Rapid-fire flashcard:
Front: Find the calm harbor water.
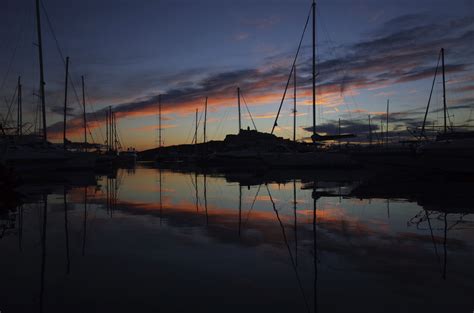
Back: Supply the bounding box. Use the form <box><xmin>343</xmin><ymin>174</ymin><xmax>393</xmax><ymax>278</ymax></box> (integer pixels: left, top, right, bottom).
<box><xmin>1</xmin><ymin>165</ymin><xmax>473</xmax><ymax>313</ymax></box>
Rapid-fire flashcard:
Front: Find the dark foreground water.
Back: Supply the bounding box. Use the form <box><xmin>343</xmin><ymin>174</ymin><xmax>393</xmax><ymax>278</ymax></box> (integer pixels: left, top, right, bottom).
<box><xmin>1</xmin><ymin>165</ymin><xmax>473</xmax><ymax>313</ymax></box>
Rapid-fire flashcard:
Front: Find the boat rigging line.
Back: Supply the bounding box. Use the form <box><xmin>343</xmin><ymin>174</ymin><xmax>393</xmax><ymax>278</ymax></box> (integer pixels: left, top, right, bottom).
<box><xmin>271</xmin><ymin>3</ymin><xmax>313</xmax><ymax>135</ymax></box>
<box><xmin>0</xmin><ymin>4</ymin><xmax>29</xmax><ymax>97</ymax></box>
<box><xmin>420</xmin><ymin>49</ymin><xmax>442</xmax><ymax>139</ymax></box>
<box><xmin>40</xmin><ymin>1</ymin><xmax>102</xmax><ymax>145</ymax></box>
<box><xmin>316</xmin><ymin>7</ymin><xmax>363</xmax><ymax>122</ymax></box>
<box><xmin>1</xmin><ymin>84</ymin><xmax>19</xmax><ymax>128</ymax></box>
<box><xmin>265</xmin><ymin>184</ymin><xmax>311</xmax><ymax>313</ymax></box>
<box><xmin>243</xmin><ymin>184</ymin><xmax>262</xmax><ymax>226</ymax></box>
<box><xmin>240</xmin><ymin>91</ymin><xmax>258</xmax><ymax>131</ymax></box>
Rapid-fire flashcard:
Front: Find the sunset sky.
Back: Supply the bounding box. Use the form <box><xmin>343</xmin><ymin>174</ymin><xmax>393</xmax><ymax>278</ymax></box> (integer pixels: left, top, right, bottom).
<box><xmin>1</xmin><ymin>0</ymin><xmax>473</xmax><ymax>150</ymax></box>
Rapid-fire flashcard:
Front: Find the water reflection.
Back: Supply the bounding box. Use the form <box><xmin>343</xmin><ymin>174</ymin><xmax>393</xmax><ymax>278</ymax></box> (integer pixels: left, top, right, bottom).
<box><xmin>1</xmin><ymin>165</ymin><xmax>473</xmax><ymax>313</ymax></box>
<box><xmin>82</xmin><ymin>187</ymin><xmax>87</xmax><ymax>256</ymax></box>
<box><xmin>64</xmin><ymin>188</ymin><xmax>70</xmax><ymax>274</ymax></box>
<box><xmin>39</xmin><ymin>195</ymin><xmax>47</xmax><ymax>313</ymax></box>
<box><xmin>408</xmin><ymin>209</ymin><xmax>470</xmax><ymax>281</ymax></box>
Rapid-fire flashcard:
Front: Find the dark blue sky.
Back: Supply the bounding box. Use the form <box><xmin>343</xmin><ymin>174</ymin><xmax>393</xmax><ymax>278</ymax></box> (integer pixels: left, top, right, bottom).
<box><xmin>1</xmin><ymin>0</ymin><xmax>473</xmax><ymax>148</ymax></box>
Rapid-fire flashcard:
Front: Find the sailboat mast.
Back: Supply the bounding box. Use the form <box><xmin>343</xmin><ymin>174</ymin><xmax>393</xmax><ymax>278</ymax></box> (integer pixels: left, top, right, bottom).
<box><xmin>63</xmin><ymin>57</ymin><xmax>69</xmax><ymax>149</ymax></box>
<box><xmin>237</xmin><ymin>87</ymin><xmax>241</xmax><ymax>133</ymax></box>
<box><xmin>35</xmin><ymin>0</ymin><xmax>47</xmax><ymax>142</ymax></box>
<box><xmin>112</xmin><ymin>111</ymin><xmax>115</xmax><ymax>151</ymax></box>
<box><xmin>158</xmin><ymin>94</ymin><xmax>162</xmax><ymax>148</ymax></box>
<box><xmin>111</xmin><ymin>110</ymin><xmax>113</xmax><ymax>151</ymax></box>
<box><xmin>204</xmin><ymin>97</ymin><xmax>208</xmax><ymax>144</ymax></box>
<box><xmin>109</xmin><ymin>106</ymin><xmax>112</xmax><ymax>151</ymax></box>
<box><xmin>17</xmin><ymin>76</ymin><xmax>22</xmax><ymax>136</ymax></box>
<box><xmin>113</xmin><ymin>112</ymin><xmax>117</xmax><ymax>151</ymax></box>
<box><xmin>312</xmin><ymin>0</ymin><xmax>316</xmax><ymax>138</ymax></box>
<box><xmin>105</xmin><ymin>110</ymin><xmax>109</xmax><ymax>151</ymax></box>
<box><xmin>111</xmin><ymin>112</ymin><xmax>114</xmax><ymax>151</ymax></box>
<box><xmin>293</xmin><ymin>65</ymin><xmax>297</xmax><ymax>142</ymax></box>
<box><xmin>441</xmin><ymin>48</ymin><xmax>447</xmax><ymax>134</ymax></box>
<box><xmin>81</xmin><ymin>76</ymin><xmax>87</xmax><ymax>151</ymax></box>
<box><xmin>420</xmin><ymin>50</ymin><xmax>441</xmax><ymax>139</ymax></box>
<box><xmin>195</xmin><ymin>108</ymin><xmax>198</xmax><ymax>145</ymax></box>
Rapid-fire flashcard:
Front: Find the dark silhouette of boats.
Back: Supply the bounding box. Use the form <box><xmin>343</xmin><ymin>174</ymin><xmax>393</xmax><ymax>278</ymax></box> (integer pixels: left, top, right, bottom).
<box><xmin>350</xmin><ymin>48</ymin><xmax>474</xmax><ymax>174</ymax></box>
<box><xmin>151</xmin><ymin>1</ymin><xmax>356</xmax><ymax>169</ymax></box>
<box><xmin>0</xmin><ymin>2</ymin><xmax>138</xmax><ymax>176</ymax></box>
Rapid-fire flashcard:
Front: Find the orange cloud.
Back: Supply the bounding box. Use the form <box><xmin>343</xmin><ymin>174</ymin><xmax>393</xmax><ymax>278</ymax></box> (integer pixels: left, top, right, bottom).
<box><xmin>131</xmin><ymin>124</ymin><xmax>178</xmax><ymax>132</ymax></box>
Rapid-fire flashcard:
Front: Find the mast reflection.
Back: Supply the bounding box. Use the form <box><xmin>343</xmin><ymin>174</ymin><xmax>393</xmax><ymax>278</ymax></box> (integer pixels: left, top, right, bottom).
<box><xmin>266</xmin><ymin>184</ymin><xmax>310</xmax><ymax>313</ymax></box>
<box><xmin>64</xmin><ymin>188</ymin><xmax>70</xmax><ymax>274</ymax></box>
<box><xmin>39</xmin><ymin>194</ymin><xmax>47</xmax><ymax>313</ymax></box>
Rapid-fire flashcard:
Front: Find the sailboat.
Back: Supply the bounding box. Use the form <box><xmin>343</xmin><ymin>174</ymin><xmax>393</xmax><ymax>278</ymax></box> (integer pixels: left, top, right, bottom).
<box><xmin>2</xmin><ymin>0</ymin><xmax>64</xmax><ymax>171</ymax></box>
<box><xmin>416</xmin><ymin>48</ymin><xmax>474</xmax><ymax>173</ymax></box>
<box><xmin>118</xmin><ymin>148</ymin><xmax>138</xmax><ymax>166</ymax></box>
<box><xmin>112</xmin><ymin>109</ymin><xmax>138</xmax><ymax>166</ymax></box>
<box><xmin>262</xmin><ymin>0</ymin><xmax>355</xmax><ymax>168</ymax></box>
<box><xmin>351</xmin><ymin>48</ymin><xmax>474</xmax><ymax>174</ymax></box>
<box><xmin>2</xmin><ymin>0</ymin><xmax>97</xmax><ymax>172</ymax></box>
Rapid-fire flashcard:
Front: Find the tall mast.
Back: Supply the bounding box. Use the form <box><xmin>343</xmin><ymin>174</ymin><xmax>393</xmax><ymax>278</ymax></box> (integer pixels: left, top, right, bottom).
<box><xmin>112</xmin><ymin>112</ymin><xmax>115</xmax><ymax>151</ymax></box>
<box><xmin>158</xmin><ymin>94</ymin><xmax>162</xmax><ymax>148</ymax></box>
<box><xmin>17</xmin><ymin>76</ymin><xmax>22</xmax><ymax>136</ymax></box>
<box><xmin>237</xmin><ymin>87</ymin><xmax>241</xmax><ymax>133</ymax></box>
<box><xmin>421</xmin><ymin>50</ymin><xmax>441</xmax><ymax>139</ymax></box>
<box><xmin>105</xmin><ymin>110</ymin><xmax>109</xmax><ymax>151</ymax></box>
<box><xmin>204</xmin><ymin>97</ymin><xmax>208</xmax><ymax>144</ymax></box>
<box><xmin>112</xmin><ymin>111</ymin><xmax>115</xmax><ymax>151</ymax></box>
<box><xmin>81</xmin><ymin>76</ymin><xmax>87</xmax><ymax>151</ymax></box>
<box><xmin>312</xmin><ymin>0</ymin><xmax>316</xmax><ymax>138</ymax></box>
<box><xmin>441</xmin><ymin>48</ymin><xmax>447</xmax><ymax>134</ymax></box>
<box><xmin>386</xmin><ymin>99</ymin><xmax>389</xmax><ymax>146</ymax></box>
<box><xmin>293</xmin><ymin>64</ymin><xmax>297</xmax><ymax>142</ymax></box>
<box><xmin>113</xmin><ymin>112</ymin><xmax>117</xmax><ymax>151</ymax></box>
<box><xmin>63</xmin><ymin>57</ymin><xmax>69</xmax><ymax>149</ymax></box>
<box><xmin>35</xmin><ymin>0</ymin><xmax>47</xmax><ymax>142</ymax></box>
<box><xmin>194</xmin><ymin>108</ymin><xmax>198</xmax><ymax>145</ymax></box>
<box><xmin>109</xmin><ymin>106</ymin><xmax>112</xmax><ymax>151</ymax></box>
